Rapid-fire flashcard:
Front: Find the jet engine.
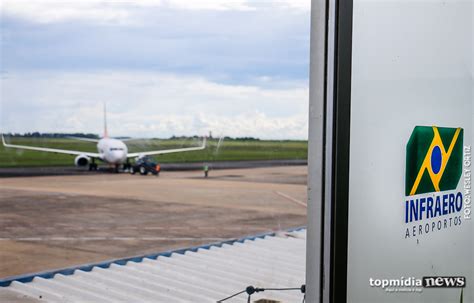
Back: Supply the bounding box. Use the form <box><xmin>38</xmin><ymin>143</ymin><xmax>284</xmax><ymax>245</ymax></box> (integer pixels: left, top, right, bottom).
<box><xmin>74</xmin><ymin>155</ymin><xmax>90</xmax><ymax>167</ymax></box>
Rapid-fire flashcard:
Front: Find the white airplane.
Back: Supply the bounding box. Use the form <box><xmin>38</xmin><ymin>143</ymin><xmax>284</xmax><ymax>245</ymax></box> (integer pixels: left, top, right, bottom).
<box><xmin>1</xmin><ymin>107</ymin><xmax>206</xmax><ymax>172</ymax></box>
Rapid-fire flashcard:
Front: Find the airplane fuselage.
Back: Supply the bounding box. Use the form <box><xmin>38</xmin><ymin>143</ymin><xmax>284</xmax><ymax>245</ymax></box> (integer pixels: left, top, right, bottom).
<box><xmin>97</xmin><ymin>138</ymin><xmax>128</xmax><ymax>165</ymax></box>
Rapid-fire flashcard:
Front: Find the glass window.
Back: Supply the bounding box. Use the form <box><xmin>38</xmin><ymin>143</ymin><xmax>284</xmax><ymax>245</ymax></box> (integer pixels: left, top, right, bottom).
<box><xmin>0</xmin><ymin>2</ymin><xmax>310</xmax><ymax>301</ymax></box>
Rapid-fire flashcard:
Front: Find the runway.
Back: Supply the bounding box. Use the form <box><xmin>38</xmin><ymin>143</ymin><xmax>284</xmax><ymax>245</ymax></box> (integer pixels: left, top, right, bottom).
<box><xmin>0</xmin><ymin>159</ymin><xmax>307</xmax><ymax>178</ymax></box>
<box><xmin>0</xmin><ymin>165</ymin><xmax>307</xmax><ymax>278</ymax></box>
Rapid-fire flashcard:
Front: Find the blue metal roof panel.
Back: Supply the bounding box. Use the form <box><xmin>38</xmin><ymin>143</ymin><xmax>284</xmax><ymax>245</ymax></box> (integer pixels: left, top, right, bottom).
<box><xmin>1</xmin><ymin>228</ymin><xmax>306</xmax><ymax>302</ymax></box>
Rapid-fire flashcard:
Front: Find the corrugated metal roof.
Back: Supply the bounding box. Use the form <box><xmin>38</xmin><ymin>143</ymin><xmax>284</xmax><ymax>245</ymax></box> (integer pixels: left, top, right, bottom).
<box><xmin>1</xmin><ymin>229</ymin><xmax>306</xmax><ymax>303</ymax></box>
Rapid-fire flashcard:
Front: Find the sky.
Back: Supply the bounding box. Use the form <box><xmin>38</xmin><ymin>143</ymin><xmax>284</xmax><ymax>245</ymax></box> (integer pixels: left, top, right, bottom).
<box><xmin>0</xmin><ymin>0</ymin><xmax>311</xmax><ymax>139</ymax></box>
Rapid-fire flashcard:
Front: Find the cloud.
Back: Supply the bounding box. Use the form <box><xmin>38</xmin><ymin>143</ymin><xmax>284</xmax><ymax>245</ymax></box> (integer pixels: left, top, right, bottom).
<box><xmin>1</xmin><ymin>1</ymin><xmax>130</xmax><ymax>25</ymax></box>
<box><xmin>1</xmin><ymin>2</ymin><xmax>310</xmax><ymax>85</ymax></box>
<box><xmin>1</xmin><ymin>0</ymin><xmax>309</xmax><ymax>25</ymax></box>
<box><xmin>1</xmin><ymin>70</ymin><xmax>308</xmax><ymax>139</ymax></box>
<box><xmin>1</xmin><ymin>1</ymin><xmax>311</xmax><ymax>139</ymax></box>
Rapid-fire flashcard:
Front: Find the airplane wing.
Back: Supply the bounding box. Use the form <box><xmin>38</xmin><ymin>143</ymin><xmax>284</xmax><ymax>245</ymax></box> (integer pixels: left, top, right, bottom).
<box><xmin>66</xmin><ymin>136</ymin><xmax>100</xmax><ymax>143</ymax></box>
<box><xmin>2</xmin><ymin>135</ymin><xmax>100</xmax><ymax>158</ymax></box>
<box><xmin>127</xmin><ymin>138</ymin><xmax>207</xmax><ymax>158</ymax></box>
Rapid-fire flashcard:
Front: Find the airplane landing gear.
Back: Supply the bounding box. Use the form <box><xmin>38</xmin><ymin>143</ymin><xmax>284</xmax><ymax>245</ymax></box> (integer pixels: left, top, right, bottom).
<box><xmin>123</xmin><ymin>161</ymin><xmax>131</xmax><ymax>172</ymax></box>
<box><xmin>89</xmin><ymin>162</ymin><xmax>98</xmax><ymax>171</ymax></box>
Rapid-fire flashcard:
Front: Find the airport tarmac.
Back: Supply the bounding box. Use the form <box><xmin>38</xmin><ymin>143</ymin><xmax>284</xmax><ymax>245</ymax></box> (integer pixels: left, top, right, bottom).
<box><xmin>0</xmin><ymin>166</ymin><xmax>307</xmax><ymax>279</ymax></box>
<box><xmin>0</xmin><ymin>160</ymin><xmax>307</xmax><ymax>177</ymax></box>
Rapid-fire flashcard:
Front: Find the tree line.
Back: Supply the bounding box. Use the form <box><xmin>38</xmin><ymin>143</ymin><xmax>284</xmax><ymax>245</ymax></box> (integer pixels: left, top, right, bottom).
<box><xmin>5</xmin><ymin>133</ymin><xmax>262</xmax><ymax>141</ymax></box>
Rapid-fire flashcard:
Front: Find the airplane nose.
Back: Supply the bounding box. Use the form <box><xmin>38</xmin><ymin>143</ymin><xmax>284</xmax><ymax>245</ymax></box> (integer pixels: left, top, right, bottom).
<box><xmin>117</xmin><ymin>151</ymin><xmax>126</xmax><ymax>160</ymax></box>
<box><xmin>110</xmin><ymin>151</ymin><xmax>126</xmax><ymax>162</ymax></box>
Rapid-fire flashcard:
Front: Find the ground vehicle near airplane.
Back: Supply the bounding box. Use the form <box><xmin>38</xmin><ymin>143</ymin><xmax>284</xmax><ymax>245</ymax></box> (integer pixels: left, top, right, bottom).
<box><xmin>130</xmin><ymin>156</ymin><xmax>160</xmax><ymax>176</ymax></box>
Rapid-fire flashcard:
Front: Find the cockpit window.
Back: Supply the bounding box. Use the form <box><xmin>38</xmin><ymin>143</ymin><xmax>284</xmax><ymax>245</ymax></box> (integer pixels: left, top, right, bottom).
<box><xmin>110</xmin><ymin>148</ymin><xmax>124</xmax><ymax>151</ymax></box>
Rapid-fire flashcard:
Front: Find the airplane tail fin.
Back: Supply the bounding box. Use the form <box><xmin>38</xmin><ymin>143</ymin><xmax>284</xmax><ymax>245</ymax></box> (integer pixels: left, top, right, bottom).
<box><xmin>103</xmin><ymin>103</ymin><xmax>109</xmax><ymax>138</ymax></box>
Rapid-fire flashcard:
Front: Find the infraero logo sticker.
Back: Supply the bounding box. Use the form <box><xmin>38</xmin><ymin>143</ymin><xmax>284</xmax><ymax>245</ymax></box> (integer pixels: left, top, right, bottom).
<box><xmin>404</xmin><ymin>126</ymin><xmax>465</xmax><ymax>239</ymax></box>
<box><xmin>406</xmin><ymin>126</ymin><xmax>463</xmax><ymax>196</ymax></box>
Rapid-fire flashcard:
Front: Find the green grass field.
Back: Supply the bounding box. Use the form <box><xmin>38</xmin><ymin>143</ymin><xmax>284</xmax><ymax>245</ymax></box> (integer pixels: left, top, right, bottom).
<box><xmin>0</xmin><ymin>137</ymin><xmax>308</xmax><ymax>167</ymax></box>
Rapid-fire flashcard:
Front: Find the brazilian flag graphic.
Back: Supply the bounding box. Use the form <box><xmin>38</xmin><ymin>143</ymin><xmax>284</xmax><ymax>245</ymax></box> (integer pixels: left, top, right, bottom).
<box><xmin>406</xmin><ymin>126</ymin><xmax>463</xmax><ymax>196</ymax></box>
